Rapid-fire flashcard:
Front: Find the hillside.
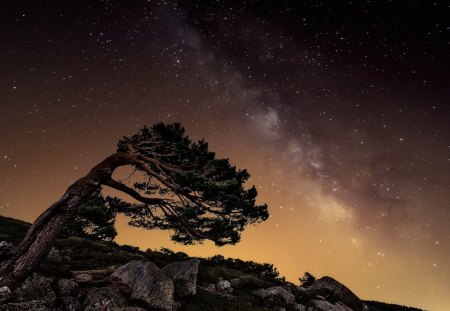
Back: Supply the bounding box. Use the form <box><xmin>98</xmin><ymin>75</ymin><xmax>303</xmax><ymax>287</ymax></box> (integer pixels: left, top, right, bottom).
<box><xmin>0</xmin><ymin>215</ymin><xmax>424</xmax><ymax>311</ymax></box>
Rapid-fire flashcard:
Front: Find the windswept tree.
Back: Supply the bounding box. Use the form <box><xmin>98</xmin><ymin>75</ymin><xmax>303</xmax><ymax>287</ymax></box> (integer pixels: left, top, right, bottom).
<box><xmin>0</xmin><ymin>123</ymin><xmax>268</xmax><ymax>292</ymax></box>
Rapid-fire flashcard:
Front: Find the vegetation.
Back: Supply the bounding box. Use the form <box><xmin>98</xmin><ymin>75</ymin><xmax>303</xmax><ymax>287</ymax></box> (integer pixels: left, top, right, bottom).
<box><xmin>0</xmin><ymin>123</ymin><xmax>268</xmax><ymax>291</ymax></box>
<box><xmin>0</xmin><ymin>215</ymin><xmax>424</xmax><ymax>311</ymax></box>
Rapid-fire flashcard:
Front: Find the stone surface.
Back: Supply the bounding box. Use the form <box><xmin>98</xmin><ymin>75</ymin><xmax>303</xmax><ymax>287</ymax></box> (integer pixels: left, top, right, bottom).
<box><xmin>162</xmin><ymin>259</ymin><xmax>199</xmax><ymax>298</ymax></box>
<box><xmin>206</xmin><ymin>284</ymin><xmax>215</xmax><ymax>290</ymax></box>
<box><xmin>309</xmin><ymin>300</ymin><xmax>353</xmax><ymax>311</ymax></box>
<box><xmin>15</xmin><ymin>274</ymin><xmax>56</xmax><ymax>307</ymax></box>
<box><xmin>216</xmin><ymin>280</ymin><xmax>231</xmax><ymax>290</ymax></box>
<box><xmin>0</xmin><ymin>300</ymin><xmax>49</xmax><ymax>311</ymax></box>
<box><xmin>112</xmin><ymin>260</ymin><xmax>174</xmax><ymax>311</ymax></box>
<box><xmin>60</xmin><ymin>296</ymin><xmax>81</xmax><ymax>311</ymax></box>
<box><xmin>293</xmin><ymin>303</ymin><xmax>307</xmax><ymax>311</ymax></box>
<box><xmin>75</xmin><ymin>273</ymin><xmax>93</xmax><ymax>283</ymax></box>
<box><xmin>84</xmin><ymin>287</ymin><xmax>126</xmax><ymax>311</ymax></box>
<box><xmin>0</xmin><ymin>286</ymin><xmax>11</xmax><ymax>297</ymax></box>
<box><xmin>253</xmin><ymin>286</ymin><xmax>295</xmax><ymax>305</ymax></box>
<box><xmin>307</xmin><ymin>276</ymin><xmax>365</xmax><ymax>311</ymax></box>
<box><xmin>56</xmin><ymin>279</ymin><xmax>78</xmax><ymax>297</ymax></box>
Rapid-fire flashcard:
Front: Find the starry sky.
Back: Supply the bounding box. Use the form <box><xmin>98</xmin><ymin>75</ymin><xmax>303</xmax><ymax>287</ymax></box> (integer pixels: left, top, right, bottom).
<box><xmin>1</xmin><ymin>1</ymin><xmax>449</xmax><ymax>309</ymax></box>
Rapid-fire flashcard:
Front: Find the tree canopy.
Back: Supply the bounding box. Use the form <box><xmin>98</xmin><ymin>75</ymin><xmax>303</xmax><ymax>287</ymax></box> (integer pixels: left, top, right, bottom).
<box><xmin>103</xmin><ymin>122</ymin><xmax>269</xmax><ymax>246</ymax></box>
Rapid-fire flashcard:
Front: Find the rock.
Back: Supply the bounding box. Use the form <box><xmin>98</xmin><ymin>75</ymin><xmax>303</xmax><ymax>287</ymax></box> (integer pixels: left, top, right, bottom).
<box><xmin>56</xmin><ymin>279</ymin><xmax>78</xmax><ymax>297</ymax></box>
<box><xmin>110</xmin><ymin>308</ymin><xmax>147</xmax><ymax>311</ymax></box>
<box><xmin>162</xmin><ymin>259</ymin><xmax>199</xmax><ymax>298</ymax></box>
<box><xmin>15</xmin><ymin>274</ymin><xmax>56</xmax><ymax>307</ymax></box>
<box><xmin>293</xmin><ymin>303</ymin><xmax>307</xmax><ymax>311</ymax></box>
<box><xmin>309</xmin><ymin>300</ymin><xmax>353</xmax><ymax>311</ymax></box>
<box><xmin>216</xmin><ymin>280</ymin><xmax>231</xmax><ymax>290</ymax></box>
<box><xmin>307</xmin><ymin>276</ymin><xmax>366</xmax><ymax>311</ymax></box>
<box><xmin>112</xmin><ymin>260</ymin><xmax>174</xmax><ymax>311</ymax></box>
<box><xmin>0</xmin><ymin>300</ymin><xmax>49</xmax><ymax>311</ymax></box>
<box><xmin>0</xmin><ymin>286</ymin><xmax>11</xmax><ymax>297</ymax></box>
<box><xmin>253</xmin><ymin>286</ymin><xmax>295</xmax><ymax>305</ymax></box>
<box><xmin>60</xmin><ymin>296</ymin><xmax>81</xmax><ymax>311</ymax></box>
<box><xmin>75</xmin><ymin>273</ymin><xmax>93</xmax><ymax>283</ymax></box>
<box><xmin>84</xmin><ymin>287</ymin><xmax>126</xmax><ymax>311</ymax></box>
<box><xmin>206</xmin><ymin>283</ymin><xmax>215</xmax><ymax>290</ymax></box>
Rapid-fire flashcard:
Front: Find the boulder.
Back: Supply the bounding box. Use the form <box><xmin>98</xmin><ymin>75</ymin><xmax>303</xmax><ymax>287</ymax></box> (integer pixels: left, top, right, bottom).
<box><xmin>216</xmin><ymin>280</ymin><xmax>231</xmax><ymax>290</ymax></box>
<box><xmin>0</xmin><ymin>300</ymin><xmax>49</xmax><ymax>311</ymax></box>
<box><xmin>293</xmin><ymin>304</ymin><xmax>307</xmax><ymax>311</ymax></box>
<box><xmin>162</xmin><ymin>259</ymin><xmax>199</xmax><ymax>298</ymax></box>
<box><xmin>112</xmin><ymin>260</ymin><xmax>174</xmax><ymax>311</ymax></box>
<box><xmin>307</xmin><ymin>276</ymin><xmax>366</xmax><ymax>311</ymax></box>
<box><xmin>309</xmin><ymin>300</ymin><xmax>353</xmax><ymax>311</ymax></box>
<box><xmin>84</xmin><ymin>287</ymin><xmax>126</xmax><ymax>311</ymax></box>
<box><xmin>15</xmin><ymin>274</ymin><xmax>56</xmax><ymax>308</ymax></box>
<box><xmin>253</xmin><ymin>286</ymin><xmax>295</xmax><ymax>305</ymax></box>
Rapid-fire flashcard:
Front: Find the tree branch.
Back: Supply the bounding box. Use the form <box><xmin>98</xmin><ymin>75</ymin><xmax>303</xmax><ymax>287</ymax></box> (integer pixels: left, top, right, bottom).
<box><xmin>103</xmin><ymin>179</ymin><xmax>165</xmax><ymax>205</ymax></box>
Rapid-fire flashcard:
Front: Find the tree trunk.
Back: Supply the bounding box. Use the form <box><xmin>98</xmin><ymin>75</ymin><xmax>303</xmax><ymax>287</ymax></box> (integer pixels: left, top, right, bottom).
<box><xmin>0</xmin><ymin>153</ymin><xmax>133</xmax><ymax>293</ymax></box>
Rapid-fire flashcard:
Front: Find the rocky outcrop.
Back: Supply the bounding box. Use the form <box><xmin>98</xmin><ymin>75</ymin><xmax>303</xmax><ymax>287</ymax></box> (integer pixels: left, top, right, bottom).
<box><xmin>55</xmin><ymin>279</ymin><xmax>78</xmax><ymax>297</ymax></box>
<box><xmin>253</xmin><ymin>286</ymin><xmax>295</xmax><ymax>306</ymax></box>
<box><xmin>162</xmin><ymin>259</ymin><xmax>199</xmax><ymax>298</ymax></box>
<box><xmin>0</xmin><ymin>300</ymin><xmax>49</xmax><ymax>311</ymax></box>
<box><xmin>14</xmin><ymin>274</ymin><xmax>56</xmax><ymax>308</ymax></box>
<box><xmin>112</xmin><ymin>260</ymin><xmax>174</xmax><ymax>311</ymax></box>
<box><xmin>293</xmin><ymin>304</ymin><xmax>307</xmax><ymax>311</ymax></box>
<box><xmin>307</xmin><ymin>276</ymin><xmax>367</xmax><ymax>311</ymax></box>
<box><xmin>309</xmin><ymin>300</ymin><xmax>353</xmax><ymax>311</ymax></box>
<box><xmin>109</xmin><ymin>308</ymin><xmax>147</xmax><ymax>311</ymax></box>
<box><xmin>84</xmin><ymin>287</ymin><xmax>126</xmax><ymax>311</ymax></box>
<box><xmin>60</xmin><ymin>296</ymin><xmax>80</xmax><ymax>311</ymax></box>
<box><xmin>56</xmin><ymin>279</ymin><xmax>80</xmax><ymax>311</ymax></box>
<box><xmin>216</xmin><ymin>280</ymin><xmax>231</xmax><ymax>291</ymax></box>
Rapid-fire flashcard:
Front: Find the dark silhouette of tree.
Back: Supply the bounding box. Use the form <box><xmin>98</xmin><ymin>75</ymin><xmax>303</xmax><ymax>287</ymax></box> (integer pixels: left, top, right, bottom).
<box><xmin>299</xmin><ymin>272</ymin><xmax>316</xmax><ymax>288</ymax></box>
<box><xmin>0</xmin><ymin>123</ymin><xmax>268</xmax><ymax>292</ymax></box>
<box><xmin>65</xmin><ymin>189</ymin><xmax>118</xmax><ymax>241</ymax></box>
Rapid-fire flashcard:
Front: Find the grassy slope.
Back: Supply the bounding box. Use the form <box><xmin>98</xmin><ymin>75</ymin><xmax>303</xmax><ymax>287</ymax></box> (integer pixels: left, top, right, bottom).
<box><xmin>0</xmin><ymin>215</ymin><xmax>423</xmax><ymax>311</ymax></box>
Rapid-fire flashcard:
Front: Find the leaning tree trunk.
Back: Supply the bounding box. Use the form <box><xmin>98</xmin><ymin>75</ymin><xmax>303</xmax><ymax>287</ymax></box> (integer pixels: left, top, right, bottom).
<box><xmin>0</xmin><ymin>153</ymin><xmax>132</xmax><ymax>293</ymax></box>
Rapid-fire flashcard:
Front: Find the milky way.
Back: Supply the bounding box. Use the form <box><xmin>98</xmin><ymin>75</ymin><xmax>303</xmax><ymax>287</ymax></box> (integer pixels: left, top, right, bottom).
<box><xmin>1</xmin><ymin>1</ymin><xmax>449</xmax><ymax>309</ymax></box>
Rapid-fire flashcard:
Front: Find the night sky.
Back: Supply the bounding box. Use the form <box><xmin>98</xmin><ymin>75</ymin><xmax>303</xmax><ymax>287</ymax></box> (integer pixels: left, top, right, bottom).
<box><xmin>1</xmin><ymin>1</ymin><xmax>450</xmax><ymax>309</ymax></box>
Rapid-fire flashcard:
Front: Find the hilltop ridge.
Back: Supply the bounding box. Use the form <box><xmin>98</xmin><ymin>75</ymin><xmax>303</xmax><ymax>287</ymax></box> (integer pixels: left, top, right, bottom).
<box><xmin>0</xmin><ymin>216</ymin><xmax>424</xmax><ymax>311</ymax></box>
